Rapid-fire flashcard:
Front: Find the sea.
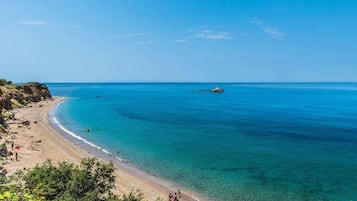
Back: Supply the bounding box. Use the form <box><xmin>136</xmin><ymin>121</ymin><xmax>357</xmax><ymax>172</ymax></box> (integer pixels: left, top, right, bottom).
<box><xmin>48</xmin><ymin>83</ymin><xmax>357</xmax><ymax>201</ymax></box>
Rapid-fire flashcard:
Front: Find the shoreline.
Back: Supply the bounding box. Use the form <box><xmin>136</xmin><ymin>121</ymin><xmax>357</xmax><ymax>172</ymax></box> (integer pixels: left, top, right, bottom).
<box><xmin>3</xmin><ymin>97</ymin><xmax>205</xmax><ymax>201</ymax></box>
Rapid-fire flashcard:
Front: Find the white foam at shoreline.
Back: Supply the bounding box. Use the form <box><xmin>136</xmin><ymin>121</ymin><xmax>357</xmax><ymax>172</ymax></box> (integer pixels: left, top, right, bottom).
<box><xmin>51</xmin><ymin>101</ymin><xmax>124</xmax><ymax>162</ymax></box>
<box><xmin>51</xmin><ymin>100</ymin><xmax>201</xmax><ymax>201</ymax></box>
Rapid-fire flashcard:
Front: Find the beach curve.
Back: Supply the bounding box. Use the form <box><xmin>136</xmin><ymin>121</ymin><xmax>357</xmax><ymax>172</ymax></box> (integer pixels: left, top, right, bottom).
<box><xmin>4</xmin><ymin>97</ymin><xmax>205</xmax><ymax>201</ymax></box>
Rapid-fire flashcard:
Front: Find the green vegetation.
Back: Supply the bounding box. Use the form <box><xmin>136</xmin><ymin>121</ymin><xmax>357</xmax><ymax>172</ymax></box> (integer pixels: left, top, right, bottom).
<box><xmin>25</xmin><ymin>82</ymin><xmax>47</xmax><ymax>89</ymax></box>
<box><xmin>0</xmin><ymin>79</ymin><xmax>12</xmax><ymax>86</ymax></box>
<box><xmin>0</xmin><ymin>158</ymin><xmax>147</xmax><ymax>201</ymax></box>
<box><xmin>0</xmin><ymin>79</ymin><xmax>7</xmax><ymax>86</ymax></box>
<box><xmin>22</xmin><ymin>99</ymin><xmax>30</xmax><ymax>106</ymax></box>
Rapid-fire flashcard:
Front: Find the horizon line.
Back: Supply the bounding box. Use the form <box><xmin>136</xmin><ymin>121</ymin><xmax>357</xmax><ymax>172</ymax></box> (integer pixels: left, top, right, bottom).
<box><xmin>38</xmin><ymin>81</ymin><xmax>357</xmax><ymax>84</ymax></box>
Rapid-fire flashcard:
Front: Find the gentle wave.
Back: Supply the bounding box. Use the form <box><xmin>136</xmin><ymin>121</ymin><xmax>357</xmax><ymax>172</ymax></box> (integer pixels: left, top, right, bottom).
<box><xmin>51</xmin><ymin>101</ymin><xmax>124</xmax><ymax>162</ymax></box>
<box><xmin>51</xmin><ymin>100</ymin><xmax>201</xmax><ymax>201</ymax></box>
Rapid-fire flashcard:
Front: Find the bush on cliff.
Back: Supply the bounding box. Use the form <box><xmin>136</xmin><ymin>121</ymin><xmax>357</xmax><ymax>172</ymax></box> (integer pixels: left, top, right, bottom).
<box><xmin>0</xmin><ymin>79</ymin><xmax>7</xmax><ymax>86</ymax></box>
<box><xmin>0</xmin><ymin>79</ymin><xmax>12</xmax><ymax>86</ymax></box>
<box><xmin>0</xmin><ymin>158</ymin><xmax>146</xmax><ymax>201</ymax></box>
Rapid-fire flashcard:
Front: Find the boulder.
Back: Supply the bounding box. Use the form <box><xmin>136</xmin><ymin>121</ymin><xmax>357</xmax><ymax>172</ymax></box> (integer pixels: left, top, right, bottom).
<box><xmin>0</xmin><ymin>143</ymin><xmax>11</xmax><ymax>157</ymax></box>
<box><xmin>22</xmin><ymin>120</ymin><xmax>30</xmax><ymax>126</ymax></box>
<box><xmin>0</xmin><ymin>97</ymin><xmax>12</xmax><ymax>111</ymax></box>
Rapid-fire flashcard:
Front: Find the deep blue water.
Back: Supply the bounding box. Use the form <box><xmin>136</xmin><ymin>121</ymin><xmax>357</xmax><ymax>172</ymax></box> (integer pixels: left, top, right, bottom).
<box><xmin>48</xmin><ymin>83</ymin><xmax>357</xmax><ymax>201</ymax></box>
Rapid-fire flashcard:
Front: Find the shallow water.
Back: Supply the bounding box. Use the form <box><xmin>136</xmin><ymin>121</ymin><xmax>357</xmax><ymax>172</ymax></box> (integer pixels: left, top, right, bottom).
<box><xmin>49</xmin><ymin>83</ymin><xmax>357</xmax><ymax>201</ymax></box>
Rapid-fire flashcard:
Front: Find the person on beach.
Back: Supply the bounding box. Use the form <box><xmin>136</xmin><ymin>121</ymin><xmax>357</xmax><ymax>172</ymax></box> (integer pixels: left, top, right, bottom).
<box><xmin>15</xmin><ymin>152</ymin><xmax>18</xmax><ymax>161</ymax></box>
<box><xmin>178</xmin><ymin>189</ymin><xmax>181</xmax><ymax>198</ymax></box>
<box><xmin>174</xmin><ymin>193</ymin><xmax>178</xmax><ymax>201</ymax></box>
<box><xmin>11</xmin><ymin>141</ymin><xmax>14</xmax><ymax>150</ymax></box>
<box><xmin>169</xmin><ymin>192</ymin><xmax>173</xmax><ymax>201</ymax></box>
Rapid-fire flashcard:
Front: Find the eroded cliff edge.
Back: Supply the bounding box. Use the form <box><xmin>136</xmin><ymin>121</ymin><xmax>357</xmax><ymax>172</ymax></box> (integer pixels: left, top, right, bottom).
<box><xmin>0</xmin><ymin>79</ymin><xmax>52</xmax><ymax>131</ymax></box>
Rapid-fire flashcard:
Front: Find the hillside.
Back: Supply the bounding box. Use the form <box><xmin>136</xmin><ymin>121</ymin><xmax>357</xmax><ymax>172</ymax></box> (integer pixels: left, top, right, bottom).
<box><xmin>0</xmin><ymin>79</ymin><xmax>52</xmax><ymax>132</ymax></box>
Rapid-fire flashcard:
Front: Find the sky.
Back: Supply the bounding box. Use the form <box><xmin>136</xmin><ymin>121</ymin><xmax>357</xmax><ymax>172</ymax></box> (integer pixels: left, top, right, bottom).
<box><xmin>1</xmin><ymin>0</ymin><xmax>357</xmax><ymax>82</ymax></box>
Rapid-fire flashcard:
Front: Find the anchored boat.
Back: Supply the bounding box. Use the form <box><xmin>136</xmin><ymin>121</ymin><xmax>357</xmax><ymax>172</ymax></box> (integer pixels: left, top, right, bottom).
<box><xmin>211</xmin><ymin>85</ymin><xmax>224</xmax><ymax>93</ymax></box>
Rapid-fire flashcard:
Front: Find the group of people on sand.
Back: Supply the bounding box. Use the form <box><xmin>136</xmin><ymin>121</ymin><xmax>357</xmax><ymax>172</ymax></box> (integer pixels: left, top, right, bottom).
<box><xmin>168</xmin><ymin>189</ymin><xmax>181</xmax><ymax>201</ymax></box>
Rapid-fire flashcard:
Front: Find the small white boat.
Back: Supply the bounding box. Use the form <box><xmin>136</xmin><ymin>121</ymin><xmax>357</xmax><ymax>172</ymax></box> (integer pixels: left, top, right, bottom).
<box><xmin>211</xmin><ymin>85</ymin><xmax>224</xmax><ymax>93</ymax></box>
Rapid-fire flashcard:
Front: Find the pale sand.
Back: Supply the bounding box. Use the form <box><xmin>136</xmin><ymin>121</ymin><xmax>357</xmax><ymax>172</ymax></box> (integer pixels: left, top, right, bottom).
<box><xmin>2</xmin><ymin>97</ymin><xmax>204</xmax><ymax>201</ymax></box>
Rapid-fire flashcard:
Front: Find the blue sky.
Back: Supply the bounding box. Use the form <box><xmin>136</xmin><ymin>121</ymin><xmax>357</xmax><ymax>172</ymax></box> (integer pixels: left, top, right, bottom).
<box><xmin>1</xmin><ymin>0</ymin><xmax>357</xmax><ymax>82</ymax></box>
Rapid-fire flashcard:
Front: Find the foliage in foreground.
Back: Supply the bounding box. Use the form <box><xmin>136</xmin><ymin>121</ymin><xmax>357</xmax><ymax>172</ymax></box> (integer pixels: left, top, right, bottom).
<box><xmin>0</xmin><ymin>158</ymin><xmax>146</xmax><ymax>201</ymax></box>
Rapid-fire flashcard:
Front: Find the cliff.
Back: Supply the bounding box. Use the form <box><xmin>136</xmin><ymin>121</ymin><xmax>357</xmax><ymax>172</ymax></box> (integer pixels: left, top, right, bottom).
<box><xmin>0</xmin><ymin>80</ymin><xmax>52</xmax><ymax>130</ymax></box>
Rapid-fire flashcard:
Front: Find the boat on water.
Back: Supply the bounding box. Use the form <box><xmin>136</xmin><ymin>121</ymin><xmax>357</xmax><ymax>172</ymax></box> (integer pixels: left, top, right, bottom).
<box><xmin>211</xmin><ymin>85</ymin><xmax>224</xmax><ymax>93</ymax></box>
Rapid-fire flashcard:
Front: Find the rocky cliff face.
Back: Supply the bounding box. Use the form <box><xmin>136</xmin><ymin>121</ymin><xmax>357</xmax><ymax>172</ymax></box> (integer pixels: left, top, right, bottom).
<box><xmin>0</xmin><ymin>81</ymin><xmax>52</xmax><ymax>129</ymax></box>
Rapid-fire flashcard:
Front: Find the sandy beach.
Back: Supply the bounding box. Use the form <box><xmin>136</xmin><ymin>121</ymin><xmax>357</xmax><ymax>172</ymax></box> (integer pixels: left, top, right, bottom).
<box><xmin>2</xmin><ymin>97</ymin><xmax>202</xmax><ymax>201</ymax></box>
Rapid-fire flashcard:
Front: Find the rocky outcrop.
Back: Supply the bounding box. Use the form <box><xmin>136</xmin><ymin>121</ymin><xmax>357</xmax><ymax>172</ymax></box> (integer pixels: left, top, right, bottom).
<box><xmin>0</xmin><ymin>115</ymin><xmax>4</xmax><ymax>127</ymax></box>
<box><xmin>0</xmin><ymin>96</ymin><xmax>12</xmax><ymax>111</ymax></box>
<box><xmin>0</xmin><ymin>143</ymin><xmax>11</xmax><ymax>157</ymax></box>
<box><xmin>18</xmin><ymin>82</ymin><xmax>52</xmax><ymax>102</ymax></box>
<box><xmin>0</xmin><ymin>80</ymin><xmax>52</xmax><ymax>129</ymax></box>
<box><xmin>0</xmin><ymin>82</ymin><xmax>51</xmax><ymax>109</ymax></box>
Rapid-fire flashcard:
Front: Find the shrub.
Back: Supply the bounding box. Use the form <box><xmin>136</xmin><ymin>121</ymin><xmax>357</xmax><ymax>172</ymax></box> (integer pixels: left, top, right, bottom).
<box><xmin>0</xmin><ymin>158</ymin><xmax>148</xmax><ymax>201</ymax></box>
<box><xmin>120</xmin><ymin>191</ymin><xmax>145</xmax><ymax>201</ymax></box>
<box><xmin>22</xmin><ymin>158</ymin><xmax>116</xmax><ymax>201</ymax></box>
<box><xmin>0</xmin><ymin>79</ymin><xmax>7</xmax><ymax>86</ymax></box>
<box><xmin>0</xmin><ymin>78</ymin><xmax>13</xmax><ymax>86</ymax></box>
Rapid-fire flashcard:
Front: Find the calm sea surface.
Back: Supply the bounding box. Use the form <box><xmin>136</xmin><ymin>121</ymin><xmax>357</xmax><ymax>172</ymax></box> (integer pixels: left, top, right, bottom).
<box><xmin>48</xmin><ymin>83</ymin><xmax>357</xmax><ymax>201</ymax></box>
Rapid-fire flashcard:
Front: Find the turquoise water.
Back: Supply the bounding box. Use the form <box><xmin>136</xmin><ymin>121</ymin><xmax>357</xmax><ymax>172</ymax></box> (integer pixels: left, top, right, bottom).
<box><xmin>49</xmin><ymin>83</ymin><xmax>357</xmax><ymax>201</ymax></box>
